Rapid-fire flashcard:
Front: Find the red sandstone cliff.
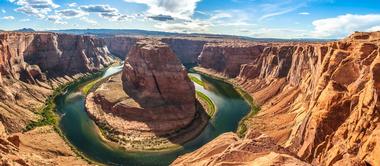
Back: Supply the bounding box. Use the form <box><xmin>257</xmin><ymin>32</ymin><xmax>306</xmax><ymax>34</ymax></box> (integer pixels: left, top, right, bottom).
<box><xmin>86</xmin><ymin>39</ymin><xmax>204</xmax><ymax>150</ymax></box>
<box><xmin>104</xmin><ymin>36</ymin><xmax>208</xmax><ymax>64</ymax></box>
<box><xmin>174</xmin><ymin>32</ymin><xmax>380</xmax><ymax>165</ymax></box>
<box><xmin>0</xmin><ymin>32</ymin><xmax>113</xmax><ymax>133</ymax></box>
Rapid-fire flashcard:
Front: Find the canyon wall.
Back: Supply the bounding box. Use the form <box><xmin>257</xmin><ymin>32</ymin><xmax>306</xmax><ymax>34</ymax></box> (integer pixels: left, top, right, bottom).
<box><xmin>0</xmin><ymin>32</ymin><xmax>113</xmax><ymax>133</ymax></box>
<box><xmin>174</xmin><ymin>32</ymin><xmax>380</xmax><ymax>165</ymax></box>
<box><xmin>104</xmin><ymin>36</ymin><xmax>207</xmax><ymax>64</ymax></box>
<box><xmin>86</xmin><ymin>39</ymin><xmax>204</xmax><ymax>150</ymax></box>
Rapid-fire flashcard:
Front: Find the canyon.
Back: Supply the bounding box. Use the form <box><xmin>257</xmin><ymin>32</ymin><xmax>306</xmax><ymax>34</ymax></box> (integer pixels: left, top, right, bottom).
<box><xmin>104</xmin><ymin>36</ymin><xmax>210</xmax><ymax>64</ymax></box>
<box><xmin>173</xmin><ymin>32</ymin><xmax>380</xmax><ymax>165</ymax></box>
<box><xmin>0</xmin><ymin>32</ymin><xmax>113</xmax><ymax>165</ymax></box>
<box><xmin>0</xmin><ymin>30</ymin><xmax>378</xmax><ymax>166</ymax></box>
<box><xmin>85</xmin><ymin>39</ymin><xmax>208</xmax><ymax>150</ymax></box>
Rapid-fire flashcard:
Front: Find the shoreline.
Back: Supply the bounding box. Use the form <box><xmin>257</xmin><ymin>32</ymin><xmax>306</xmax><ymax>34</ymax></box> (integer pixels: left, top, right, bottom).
<box><xmin>23</xmin><ymin>68</ymin><xmax>113</xmax><ymax>165</ymax></box>
<box><xmin>83</xmin><ymin>73</ymin><xmax>215</xmax><ymax>152</ymax></box>
<box><xmin>192</xmin><ymin>66</ymin><xmax>260</xmax><ymax>137</ymax></box>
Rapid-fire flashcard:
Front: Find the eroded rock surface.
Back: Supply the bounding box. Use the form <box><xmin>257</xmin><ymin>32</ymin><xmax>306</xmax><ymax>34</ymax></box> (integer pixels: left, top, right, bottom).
<box><xmin>175</xmin><ymin>31</ymin><xmax>380</xmax><ymax>165</ymax></box>
<box><xmin>104</xmin><ymin>36</ymin><xmax>209</xmax><ymax>64</ymax></box>
<box><xmin>86</xmin><ymin>39</ymin><xmax>205</xmax><ymax>150</ymax></box>
<box><xmin>0</xmin><ymin>124</ymin><xmax>90</xmax><ymax>166</ymax></box>
<box><xmin>0</xmin><ymin>32</ymin><xmax>113</xmax><ymax>133</ymax></box>
<box><xmin>0</xmin><ymin>32</ymin><xmax>113</xmax><ymax>164</ymax></box>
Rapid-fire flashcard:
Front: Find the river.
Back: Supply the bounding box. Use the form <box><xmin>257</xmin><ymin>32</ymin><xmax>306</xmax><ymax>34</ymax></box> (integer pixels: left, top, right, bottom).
<box><xmin>55</xmin><ymin>65</ymin><xmax>250</xmax><ymax>165</ymax></box>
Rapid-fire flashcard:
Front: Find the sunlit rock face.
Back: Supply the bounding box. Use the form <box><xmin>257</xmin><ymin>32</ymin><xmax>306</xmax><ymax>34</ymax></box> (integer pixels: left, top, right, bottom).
<box><xmin>122</xmin><ymin>39</ymin><xmax>196</xmax><ymax>110</ymax></box>
<box><xmin>86</xmin><ymin>39</ymin><xmax>200</xmax><ymax>150</ymax></box>
<box><xmin>0</xmin><ymin>32</ymin><xmax>113</xmax><ymax>133</ymax></box>
<box><xmin>177</xmin><ymin>32</ymin><xmax>380</xmax><ymax>165</ymax></box>
<box><xmin>0</xmin><ymin>32</ymin><xmax>112</xmax><ymax>165</ymax></box>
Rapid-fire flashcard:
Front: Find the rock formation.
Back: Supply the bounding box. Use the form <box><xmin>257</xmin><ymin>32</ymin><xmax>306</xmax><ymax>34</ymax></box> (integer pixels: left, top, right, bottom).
<box><xmin>161</xmin><ymin>38</ymin><xmax>207</xmax><ymax>64</ymax></box>
<box><xmin>172</xmin><ymin>131</ymin><xmax>310</xmax><ymax>166</ymax></box>
<box><xmin>174</xmin><ymin>31</ymin><xmax>380</xmax><ymax>165</ymax></box>
<box><xmin>0</xmin><ymin>32</ymin><xmax>113</xmax><ymax>164</ymax></box>
<box><xmin>0</xmin><ymin>32</ymin><xmax>113</xmax><ymax>133</ymax></box>
<box><xmin>86</xmin><ymin>39</ymin><xmax>207</xmax><ymax>150</ymax></box>
<box><xmin>104</xmin><ymin>36</ymin><xmax>208</xmax><ymax>64</ymax></box>
<box><xmin>0</xmin><ymin>124</ymin><xmax>90</xmax><ymax>165</ymax></box>
<box><xmin>103</xmin><ymin>36</ymin><xmax>139</xmax><ymax>59</ymax></box>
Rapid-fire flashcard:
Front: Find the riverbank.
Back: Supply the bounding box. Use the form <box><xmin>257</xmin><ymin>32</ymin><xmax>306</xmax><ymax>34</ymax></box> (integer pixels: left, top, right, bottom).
<box><xmin>21</xmin><ymin>71</ymin><xmax>111</xmax><ymax>165</ymax></box>
<box><xmin>84</xmin><ymin>72</ymin><xmax>214</xmax><ymax>152</ymax></box>
<box><xmin>192</xmin><ymin>67</ymin><xmax>260</xmax><ymax>137</ymax></box>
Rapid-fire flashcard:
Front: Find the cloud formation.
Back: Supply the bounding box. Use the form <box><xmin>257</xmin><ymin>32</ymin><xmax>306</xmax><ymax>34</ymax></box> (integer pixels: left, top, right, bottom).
<box><xmin>312</xmin><ymin>14</ymin><xmax>380</xmax><ymax>38</ymax></box>
<box><xmin>10</xmin><ymin>0</ymin><xmax>59</xmax><ymax>18</ymax></box>
<box><xmin>80</xmin><ymin>4</ymin><xmax>129</xmax><ymax>20</ymax></box>
<box><xmin>148</xmin><ymin>14</ymin><xmax>174</xmax><ymax>21</ymax></box>
<box><xmin>2</xmin><ymin>16</ymin><xmax>15</xmax><ymax>20</ymax></box>
<box><xmin>56</xmin><ymin>9</ymin><xmax>87</xmax><ymax>18</ymax></box>
<box><xmin>299</xmin><ymin>12</ymin><xmax>310</xmax><ymax>15</ymax></box>
<box><xmin>124</xmin><ymin>0</ymin><xmax>201</xmax><ymax>20</ymax></box>
<box><xmin>154</xmin><ymin>19</ymin><xmax>210</xmax><ymax>33</ymax></box>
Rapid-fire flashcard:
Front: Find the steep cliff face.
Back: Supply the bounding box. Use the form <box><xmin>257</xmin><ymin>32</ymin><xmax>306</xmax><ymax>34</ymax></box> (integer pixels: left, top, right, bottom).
<box><xmin>104</xmin><ymin>36</ymin><xmax>139</xmax><ymax>59</ymax></box>
<box><xmin>0</xmin><ymin>32</ymin><xmax>113</xmax><ymax>133</ymax></box>
<box><xmin>104</xmin><ymin>36</ymin><xmax>207</xmax><ymax>64</ymax></box>
<box><xmin>122</xmin><ymin>39</ymin><xmax>196</xmax><ymax>109</ymax></box>
<box><xmin>161</xmin><ymin>38</ymin><xmax>207</xmax><ymax>64</ymax></box>
<box><xmin>86</xmin><ymin>39</ymin><xmax>204</xmax><ymax>150</ymax></box>
<box><xmin>176</xmin><ymin>32</ymin><xmax>380</xmax><ymax>165</ymax></box>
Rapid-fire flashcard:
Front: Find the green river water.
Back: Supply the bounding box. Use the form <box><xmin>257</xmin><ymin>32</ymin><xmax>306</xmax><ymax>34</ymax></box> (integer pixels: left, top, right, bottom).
<box><xmin>55</xmin><ymin>65</ymin><xmax>250</xmax><ymax>166</ymax></box>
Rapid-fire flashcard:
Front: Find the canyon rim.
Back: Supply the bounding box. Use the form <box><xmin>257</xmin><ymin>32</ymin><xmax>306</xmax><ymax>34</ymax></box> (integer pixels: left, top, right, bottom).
<box><xmin>0</xmin><ymin>0</ymin><xmax>380</xmax><ymax>165</ymax></box>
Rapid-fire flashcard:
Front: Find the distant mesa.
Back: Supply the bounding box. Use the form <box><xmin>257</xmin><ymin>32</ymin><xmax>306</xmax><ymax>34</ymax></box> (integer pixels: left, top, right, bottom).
<box><xmin>15</xmin><ymin>28</ymin><xmax>35</xmax><ymax>32</ymax></box>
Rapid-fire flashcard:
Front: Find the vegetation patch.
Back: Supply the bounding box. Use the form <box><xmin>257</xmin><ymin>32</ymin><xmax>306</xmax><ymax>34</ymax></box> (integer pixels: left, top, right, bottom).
<box><xmin>236</xmin><ymin>87</ymin><xmax>260</xmax><ymax>138</ymax></box>
<box><xmin>24</xmin><ymin>68</ymin><xmax>108</xmax><ymax>132</ymax></box>
<box><xmin>190</xmin><ymin>67</ymin><xmax>261</xmax><ymax>138</ymax></box>
<box><xmin>196</xmin><ymin>91</ymin><xmax>216</xmax><ymax>117</ymax></box>
<box><xmin>189</xmin><ymin>75</ymin><xmax>205</xmax><ymax>87</ymax></box>
<box><xmin>81</xmin><ymin>79</ymin><xmax>101</xmax><ymax>95</ymax></box>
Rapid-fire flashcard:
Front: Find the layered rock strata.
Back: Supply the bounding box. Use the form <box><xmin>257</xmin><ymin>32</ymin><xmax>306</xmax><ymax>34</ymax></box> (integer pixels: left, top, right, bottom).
<box><xmin>86</xmin><ymin>39</ymin><xmax>206</xmax><ymax>150</ymax></box>
<box><xmin>104</xmin><ymin>36</ymin><xmax>209</xmax><ymax>64</ymax></box>
<box><xmin>174</xmin><ymin>32</ymin><xmax>380</xmax><ymax>165</ymax></box>
<box><xmin>0</xmin><ymin>32</ymin><xmax>113</xmax><ymax>133</ymax></box>
<box><xmin>0</xmin><ymin>32</ymin><xmax>113</xmax><ymax>164</ymax></box>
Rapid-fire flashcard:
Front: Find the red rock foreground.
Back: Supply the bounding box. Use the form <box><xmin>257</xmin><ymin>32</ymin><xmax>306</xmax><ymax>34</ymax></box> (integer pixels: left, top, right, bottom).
<box><xmin>86</xmin><ymin>39</ymin><xmax>208</xmax><ymax>150</ymax></box>
<box><xmin>0</xmin><ymin>32</ymin><xmax>112</xmax><ymax>165</ymax></box>
<box><xmin>173</xmin><ymin>32</ymin><xmax>380</xmax><ymax>165</ymax></box>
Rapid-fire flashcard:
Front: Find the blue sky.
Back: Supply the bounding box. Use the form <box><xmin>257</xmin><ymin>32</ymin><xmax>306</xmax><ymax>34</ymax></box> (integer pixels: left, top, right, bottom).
<box><xmin>0</xmin><ymin>0</ymin><xmax>380</xmax><ymax>39</ymax></box>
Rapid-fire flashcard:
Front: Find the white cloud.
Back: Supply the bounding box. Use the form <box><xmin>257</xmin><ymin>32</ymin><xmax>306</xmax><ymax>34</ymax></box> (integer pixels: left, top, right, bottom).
<box><xmin>1</xmin><ymin>9</ymin><xmax>6</xmax><ymax>13</ymax></box>
<box><xmin>208</xmin><ymin>10</ymin><xmax>255</xmax><ymax>27</ymax></box>
<box><xmin>10</xmin><ymin>0</ymin><xmax>59</xmax><ymax>18</ymax></box>
<box><xmin>56</xmin><ymin>9</ymin><xmax>87</xmax><ymax>18</ymax></box>
<box><xmin>47</xmin><ymin>15</ymin><xmax>67</xmax><ymax>24</ymax></box>
<box><xmin>209</xmin><ymin>12</ymin><xmax>232</xmax><ymax>21</ymax></box>
<box><xmin>259</xmin><ymin>6</ymin><xmax>300</xmax><ymax>21</ymax></box>
<box><xmin>249</xmin><ymin>28</ymin><xmax>309</xmax><ymax>38</ymax></box>
<box><xmin>154</xmin><ymin>19</ymin><xmax>210</xmax><ymax>33</ymax></box>
<box><xmin>80</xmin><ymin>4</ymin><xmax>128</xmax><ymax>21</ymax></box>
<box><xmin>124</xmin><ymin>0</ymin><xmax>201</xmax><ymax>20</ymax></box>
<box><xmin>2</xmin><ymin>16</ymin><xmax>15</xmax><ymax>20</ymax></box>
<box><xmin>312</xmin><ymin>14</ymin><xmax>380</xmax><ymax>38</ymax></box>
<box><xmin>367</xmin><ymin>26</ymin><xmax>380</xmax><ymax>32</ymax></box>
<box><xmin>299</xmin><ymin>12</ymin><xmax>310</xmax><ymax>15</ymax></box>
<box><xmin>68</xmin><ymin>3</ymin><xmax>77</xmax><ymax>7</ymax></box>
<box><xmin>20</xmin><ymin>18</ymin><xmax>30</xmax><ymax>22</ymax></box>
<box><xmin>80</xmin><ymin>17</ymin><xmax>97</xmax><ymax>24</ymax></box>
